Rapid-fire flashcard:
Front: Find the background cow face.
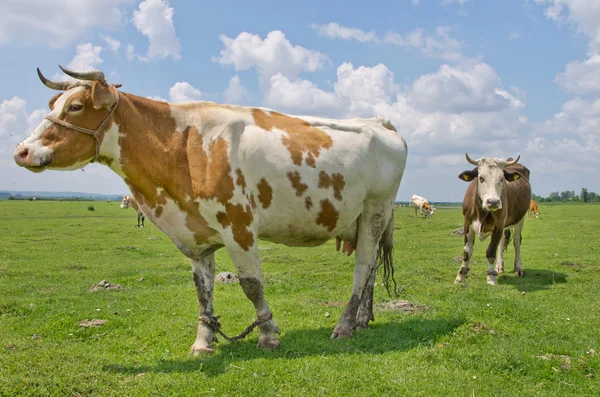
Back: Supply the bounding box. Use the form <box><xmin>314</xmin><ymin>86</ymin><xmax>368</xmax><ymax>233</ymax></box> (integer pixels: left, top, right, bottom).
<box><xmin>120</xmin><ymin>195</ymin><xmax>130</xmax><ymax>209</ymax></box>
<box><xmin>14</xmin><ymin>78</ymin><xmax>116</xmax><ymax>172</ymax></box>
<box><xmin>458</xmin><ymin>157</ymin><xmax>521</xmax><ymax>212</ymax></box>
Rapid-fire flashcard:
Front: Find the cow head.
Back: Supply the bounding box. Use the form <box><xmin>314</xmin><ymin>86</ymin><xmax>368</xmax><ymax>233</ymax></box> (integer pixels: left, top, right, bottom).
<box><xmin>458</xmin><ymin>153</ymin><xmax>522</xmax><ymax>211</ymax></box>
<box><xmin>120</xmin><ymin>195</ymin><xmax>131</xmax><ymax>209</ymax></box>
<box><xmin>14</xmin><ymin>66</ymin><xmax>119</xmax><ymax>173</ymax></box>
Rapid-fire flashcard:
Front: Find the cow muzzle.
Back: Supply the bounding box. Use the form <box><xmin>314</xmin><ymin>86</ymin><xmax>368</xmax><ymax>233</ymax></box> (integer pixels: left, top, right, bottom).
<box><xmin>484</xmin><ymin>198</ymin><xmax>502</xmax><ymax>211</ymax></box>
<box><xmin>14</xmin><ymin>144</ymin><xmax>51</xmax><ymax>172</ymax></box>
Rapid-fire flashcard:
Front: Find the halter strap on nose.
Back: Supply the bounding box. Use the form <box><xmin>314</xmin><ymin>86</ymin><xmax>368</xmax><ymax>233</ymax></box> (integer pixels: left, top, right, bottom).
<box><xmin>44</xmin><ymin>90</ymin><xmax>120</xmax><ymax>163</ymax></box>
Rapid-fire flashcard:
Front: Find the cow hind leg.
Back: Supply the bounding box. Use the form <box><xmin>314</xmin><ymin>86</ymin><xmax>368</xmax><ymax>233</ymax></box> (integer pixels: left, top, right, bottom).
<box><xmin>228</xmin><ymin>247</ymin><xmax>281</xmax><ymax>349</ymax></box>
<box><xmin>455</xmin><ymin>223</ymin><xmax>475</xmax><ymax>283</ymax></box>
<box><xmin>513</xmin><ymin>218</ymin><xmax>525</xmax><ymax>276</ymax></box>
<box><xmin>332</xmin><ymin>201</ymin><xmax>392</xmax><ymax>339</ymax></box>
<box><xmin>190</xmin><ymin>254</ymin><xmax>217</xmax><ymax>355</ymax></box>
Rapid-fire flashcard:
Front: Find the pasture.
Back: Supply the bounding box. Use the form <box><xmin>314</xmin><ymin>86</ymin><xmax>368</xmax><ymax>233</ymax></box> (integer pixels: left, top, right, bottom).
<box><xmin>1</xmin><ymin>200</ymin><xmax>598</xmax><ymax>396</ymax></box>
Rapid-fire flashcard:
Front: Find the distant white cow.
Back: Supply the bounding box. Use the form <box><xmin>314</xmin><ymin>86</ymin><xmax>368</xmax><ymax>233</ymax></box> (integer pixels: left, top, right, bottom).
<box><xmin>120</xmin><ymin>195</ymin><xmax>145</xmax><ymax>228</ymax></box>
<box><xmin>411</xmin><ymin>194</ymin><xmax>433</xmax><ymax>218</ymax></box>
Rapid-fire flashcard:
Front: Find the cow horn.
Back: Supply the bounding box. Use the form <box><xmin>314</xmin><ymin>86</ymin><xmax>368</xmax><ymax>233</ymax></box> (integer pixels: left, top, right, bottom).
<box><xmin>37</xmin><ymin>68</ymin><xmax>71</xmax><ymax>90</ymax></box>
<box><xmin>58</xmin><ymin>65</ymin><xmax>105</xmax><ymax>82</ymax></box>
<box><xmin>505</xmin><ymin>155</ymin><xmax>520</xmax><ymax>166</ymax></box>
<box><xmin>465</xmin><ymin>153</ymin><xmax>478</xmax><ymax>166</ymax></box>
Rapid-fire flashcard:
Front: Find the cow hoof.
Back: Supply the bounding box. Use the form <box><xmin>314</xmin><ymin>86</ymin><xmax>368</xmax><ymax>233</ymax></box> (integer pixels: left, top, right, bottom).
<box><xmin>515</xmin><ymin>269</ymin><xmax>524</xmax><ymax>277</ymax></box>
<box><xmin>257</xmin><ymin>335</ymin><xmax>280</xmax><ymax>350</ymax></box>
<box><xmin>454</xmin><ymin>277</ymin><xmax>465</xmax><ymax>284</ymax></box>
<box><xmin>331</xmin><ymin>325</ymin><xmax>353</xmax><ymax>339</ymax></box>
<box><xmin>495</xmin><ymin>266</ymin><xmax>504</xmax><ymax>273</ymax></box>
<box><xmin>190</xmin><ymin>345</ymin><xmax>214</xmax><ymax>356</ymax></box>
<box><xmin>486</xmin><ymin>276</ymin><xmax>497</xmax><ymax>286</ymax></box>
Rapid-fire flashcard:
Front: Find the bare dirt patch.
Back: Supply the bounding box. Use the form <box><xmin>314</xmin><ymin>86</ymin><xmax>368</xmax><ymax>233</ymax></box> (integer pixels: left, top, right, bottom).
<box><xmin>89</xmin><ymin>280</ymin><xmax>122</xmax><ymax>292</ymax></box>
<box><xmin>79</xmin><ymin>319</ymin><xmax>108</xmax><ymax>328</ymax></box>
<box><xmin>375</xmin><ymin>300</ymin><xmax>427</xmax><ymax>313</ymax></box>
<box><xmin>215</xmin><ymin>272</ymin><xmax>239</xmax><ymax>284</ymax></box>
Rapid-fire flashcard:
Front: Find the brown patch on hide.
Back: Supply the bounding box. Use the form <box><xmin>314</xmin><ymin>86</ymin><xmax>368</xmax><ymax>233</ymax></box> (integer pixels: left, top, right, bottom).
<box><xmin>316</xmin><ymin>199</ymin><xmax>339</xmax><ymax>232</ymax></box>
<box><xmin>252</xmin><ymin>109</ymin><xmax>333</xmax><ymax>168</ymax></box>
<box><xmin>287</xmin><ymin>171</ymin><xmax>308</xmax><ymax>197</ymax></box>
<box><xmin>216</xmin><ymin>203</ymin><xmax>255</xmax><ymax>251</ymax></box>
<box><xmin>257</xmin><ymin>178</ymin><xmax>273</xmax><ymax>209</ymax></box>
<box><xmin>318</xmin><ymin>170</ymin><xmax>345</xmax><ymax>201</ymax></box>
<box><xmin>235</xmin><ymin>168</ymin><xmax>246</xmax><ymax>194</ymax></box>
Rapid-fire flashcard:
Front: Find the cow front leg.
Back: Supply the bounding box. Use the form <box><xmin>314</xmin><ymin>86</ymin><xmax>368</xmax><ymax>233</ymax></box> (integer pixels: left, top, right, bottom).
<box><xmin>190</xmin><ymin>253</ymin><xmax>217</xmax><ymax>355</ymax></box>
<box><xmin>228</xmin><ymin>248</ymin><xmax>281</xmax><ymax>349</ymax></box>
<box><xmin>495</xmin><ymin>230</ymin><xmax>506</xmax><ymax>273</ymax></box>
<box><xmin>455</xmin><ymin>223</ymin><xmax>475</xmax><ymax>283</ymax></box>
<box><xmin>486</xmin><ymin>230</ymin><xmax>502</xmax><ymax>285</ymax></box>
<box><xmin>333</xmin><ymin>203</ymin><xmax>390</xmax><ymax>338</ymax></box>
<box><xmin>512</xmin><ymin>218</ymin><xmax>525</xmax><ymax>276</ymax></box>
<box><xmin>141</xmin><ymin>213</ymin><xmax>145</xmax><ymax>228</ymax></box>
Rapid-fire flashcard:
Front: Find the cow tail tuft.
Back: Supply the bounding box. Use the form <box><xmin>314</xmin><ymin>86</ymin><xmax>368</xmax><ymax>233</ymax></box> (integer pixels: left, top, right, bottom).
<box><xmin>379</xmin><ymin>211</ymin><xmax>400</xmax><ymax>297</ymax></box>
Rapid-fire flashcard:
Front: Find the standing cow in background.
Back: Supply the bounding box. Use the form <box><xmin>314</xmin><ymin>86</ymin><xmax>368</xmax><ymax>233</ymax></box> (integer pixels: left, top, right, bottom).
<box><xmin>528</xmin><ymin>200</ymin><xmax>540</xmax><ymax>218</ymax></box>
<box><xmin>14</xmin><ymin>66</ymin><xmax>408</xmax><ymax>353</ymax></box>
<box><xmin>455</xmin><ymin>154</ymin><xmax>531</xmax><ymax>285</ymax></box>
<box><xmin>120</xmin><ymin>195</ymin><xmax>145</xmax><ymax>228</ymax></box>
<box><xmin>411</xmin><ymin>194</ymin><xmax>433</xmax><ymax>218</ymax></box>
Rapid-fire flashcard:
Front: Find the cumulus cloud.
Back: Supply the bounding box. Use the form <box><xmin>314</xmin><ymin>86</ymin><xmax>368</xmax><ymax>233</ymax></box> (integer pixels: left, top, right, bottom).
<box><xmin>264</xmin><ymin>74</ymin><xmax>340</xmax><ymax>115</ymax></box>
<box><xmin>133</xmin><ymin>0</ymin><xmax>181</xmax><ymax>60</ymax></box>
<box><xmin>101</xmin><ymin>35</ymin><xmax>121</xmax><ymax>53</ymax></box>
<box><xmin>213</xmin><ymin>30</ymin><xmax>329</xmax><ymax>83</ymax></box>
<box><xmin>169</xmin><ymin>82</ymin><xmax>202</xmax><ymax>103</ymax></box>
<box><xmin>0</xmin><ymin>97</ymin><xmax>46</xmax><ymax>161</ymax></box>
<box><xmin>555</xmin><ymin>53</ymin><xmax>600</xmax><ymax>96</ymax></box>
<box><xmin>310</xmin><ymin>23</ymin><xmax>377</xmax><ymax>43</ymax></box>
<box><xmin>224</xmin><ymin>75</ymin><xmax>248</xmax><ymax>104</ymax></box>
<box><xmin>384</xmin><ymin>26</ymin><xmax>464</xmax><ymax>62</ymax></box>
<box><xmin>0</xmin><ymin>0</ymin><xmax>133</xmax><ymax>48</ymax></box>
<box><xmin>537</xmin><ymin>0</ymin><xmax>600</xmax><ymax>52</ymax></box>
<box><xmin>411</xmin><ymin>62</ymin><xmax>523</xmax><ymax>113</ymax></box>
<box><xmin>67</xmin><ymin>43</ymin><xmax>104</xmax><ymax>71</ymax></box>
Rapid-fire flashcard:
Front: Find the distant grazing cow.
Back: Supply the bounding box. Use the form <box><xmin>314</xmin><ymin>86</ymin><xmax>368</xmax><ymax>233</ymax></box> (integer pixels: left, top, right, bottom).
<box><xmin>528</xmin><ymin>200</ymin><xmax>540</xmax><ymax>218</ymax></box>
<box><xmin>455</xmin><ymin>154</ymin><xmax>531</xmax><ymax>285</ymax></box>
<box><xmin>120</xmin><ymin>195</ymin><xmax>145</xmax><ymax>227</ymax></box>
<box><xmin>411</xmin><ymin>194</ymin><xmax>433</xmax><ymax>218</ymax></box>
<box><xmin>14</xmin><ymin>66</ymin><xmax>408</xmax><ymax>353</ymax></box>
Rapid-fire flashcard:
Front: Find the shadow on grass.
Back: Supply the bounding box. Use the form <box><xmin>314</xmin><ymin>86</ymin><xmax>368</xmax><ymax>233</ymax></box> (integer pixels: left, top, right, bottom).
<box><xmin>103</xmin><ymin>316</ymin><xmax>465</xmax><ymax>377</ymax></box>
<box><xmin>498</xmin><ymin>268</ymin><xmax>567</xmax><ymax>292</ymax></box>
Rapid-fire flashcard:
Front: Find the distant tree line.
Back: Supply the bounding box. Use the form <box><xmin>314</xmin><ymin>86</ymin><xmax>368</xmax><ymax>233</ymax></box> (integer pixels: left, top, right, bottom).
<box><xmin>532</xmin><ymin>188</ymin><xmax>600</xmax><ymax>203</ymax></box>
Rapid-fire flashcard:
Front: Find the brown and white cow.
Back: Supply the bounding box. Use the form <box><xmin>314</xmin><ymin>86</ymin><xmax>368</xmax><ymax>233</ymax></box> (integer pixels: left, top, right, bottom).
<box><xmin>14</xmin><ymin>66</ymin><xmax>408</xmax><ymax>353</ymax></box>
<box><xmin>455</xmin><ymin>154</ymin><xmax>531</xmax><ymax>285</ymax></box>
<box><xmin>410</xmin><ymin>194</ymin><xmax>433</xmax><ymax>218</ymax></box>
<box><xmin>528</xmin><ymin>200</ymin><xmax>540</xmax><ymax>218</ymax></box>
<box><xmin>120</xmin><ymin>194</ymin><xmax>145</xmax><ymax>227</ymax></box>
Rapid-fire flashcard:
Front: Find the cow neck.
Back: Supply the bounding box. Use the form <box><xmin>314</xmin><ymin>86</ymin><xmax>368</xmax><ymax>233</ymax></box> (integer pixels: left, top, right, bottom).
<box><xmin>105</xmin><ymin>92</ymin><xmax>192</xmax><ymax>209</ymax></box>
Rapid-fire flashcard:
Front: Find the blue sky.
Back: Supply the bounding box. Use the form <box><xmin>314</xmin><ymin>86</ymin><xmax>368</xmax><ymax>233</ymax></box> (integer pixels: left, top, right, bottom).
<box><xmin>1</xmin><ymin>0</ymin><xmax>599</xmax><ymax>201</ymax></box>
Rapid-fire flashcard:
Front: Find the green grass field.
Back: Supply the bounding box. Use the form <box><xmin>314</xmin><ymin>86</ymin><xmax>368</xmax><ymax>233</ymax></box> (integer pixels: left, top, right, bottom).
<box><xmin>1</xmin><ymin>201</ymin><xmax>598</xmax><ymax>396</ymax></box>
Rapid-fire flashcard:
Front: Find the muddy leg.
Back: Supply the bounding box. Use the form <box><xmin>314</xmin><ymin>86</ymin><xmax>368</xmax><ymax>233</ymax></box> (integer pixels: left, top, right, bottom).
<box><xmin>495</xmin><ymin>231</ymin><xmax>505</xmax><ymax>273</ymax></box>
<box><xmin>486</xmin><ymin>230</ymin><xmax>502</xmax><ymax>285</ymax></box>
<box><xmin>190</xmin><ymin>253</ymin><xmax>217</xmax><ymax>355</ymax></box>
<box><xmin>229</xmin><ymin>247</ymin><xmax>281</xmax><ymax>349</ymax></box>
<box><xmin>332</xmin><ymin>201</ymin><xmax>390</xmax><ymax>339</ymax></box>
<box><xmin>355</xmin><ymin>266</ymin><xmax>377</xmax><ymax>328</ymax></box>
<box><xmin>455</xmin><ymin>223</ymin><xmax>475</xmax><ymax>283</ymax></box>
<box><xmin>513</xmin><ymin>218</ymin><xmax>525</xmax><ymax>276</ymax></box>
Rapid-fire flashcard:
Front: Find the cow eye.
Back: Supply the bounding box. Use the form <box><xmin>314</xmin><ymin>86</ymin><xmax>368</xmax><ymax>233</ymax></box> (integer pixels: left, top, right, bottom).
<box><xmin>67</xmin><ymin>103</ymin><xmax>83</xmax><ymax>112</ymax></box>
<box><xmin>479</xmin><ymin>176</ymin><xmax>485</xmax><ymax>183</ymax></box>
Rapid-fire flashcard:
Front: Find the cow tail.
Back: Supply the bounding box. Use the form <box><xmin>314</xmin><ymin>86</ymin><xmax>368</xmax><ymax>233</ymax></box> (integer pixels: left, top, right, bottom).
<box><xmin>503</xmin><ymin>229</ymin><xmax>512</xmax><ymax>252</ymax></box>
<box><xmin>379</xmin><ymin>211</ymin><xmax>399</xmax><ymax>297</ymax></box>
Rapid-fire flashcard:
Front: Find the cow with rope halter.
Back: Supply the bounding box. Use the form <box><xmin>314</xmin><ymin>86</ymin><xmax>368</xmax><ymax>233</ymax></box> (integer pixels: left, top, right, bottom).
<box><xmin>14</xmin><ymin>66</ymin><xmax>408</xmax><ymax>354</ymax></box>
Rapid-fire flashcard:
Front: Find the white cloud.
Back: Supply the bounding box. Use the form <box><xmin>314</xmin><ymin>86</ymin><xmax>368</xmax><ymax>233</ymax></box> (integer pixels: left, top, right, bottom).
<box><xmin>224</xmin><ymin>75</ymin><xmax>248</xmax><ymax>104</ymax></box>
<box><xmin>384</xmin><ymin>26</ymin><xmax>464</xmax><ymax>62</ymax></box>
<box><xmin>67</xmin><ymin>43</ymin><xmax>104</xmax><ymax>71</ymax></box>
<box><xmin>214</xmin><ymin>30</ymin><xmax>329</xmax><ymax>83</ymax></box>
<box><xmin>126</xmin><ymin>44</ymin><xmax>136</xmax><ymax>60</ymax></box>
<box><xmin>169</xmin><ymin>82</ymin><xmax>202</xmax><ymax>103</ymax></box>
<box><xmin>0</xmin><ymin>0</ymin><xmax>133</xmax><ymax>48</ymax></box>
<box><xmin>310</xmin><ymin>23</ymin><xmax>377</xmax><ymax>43</ymax></box>
<box><xmin>411</xmin><ymin>63</ymin><xmax>523</xmax><ymax>113</ymax></box>
<box><xmin>101</xmin><ymin>35</ymin><xmax>121</xmax><ymax>53</ymax></box>
<box><xmin>555</xmin><ymin>53</ymin><xmax>600</xmax><ymax>96</ymax></box>
<box><xmin>264</xmin><ymin>74</ymin><xmax>340</xmax><ymax>115</ymax></box>
<box><xmin>335</xmin><ymin>62</ymin><xmax>399</xmax><ymax>104</ymax></box>
<box><xmin>133</xmin><ymin>0</ymin><xmax>181</xmax><ymax>60</ymax></box>
<box><xmin>509</xmin><ymin>31</ymin><xmax>521</xmax><ymax>40</ymax></box>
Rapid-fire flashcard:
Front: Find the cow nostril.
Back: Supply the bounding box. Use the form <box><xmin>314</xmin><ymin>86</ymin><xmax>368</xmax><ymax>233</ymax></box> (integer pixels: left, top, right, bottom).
<box><xmin>18</xmin><ymin>148</ymin><xmax>29</xmax><ymax>159</ymax></box>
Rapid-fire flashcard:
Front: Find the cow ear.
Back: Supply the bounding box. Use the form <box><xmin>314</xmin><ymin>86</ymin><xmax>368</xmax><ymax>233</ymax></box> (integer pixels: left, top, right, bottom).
<box><xmin>48</xmin><ymin>93</ymin><xmax>61</xmax><ymax>110</ymax></box>
<box><xmin>504</xmin><ymin>170</ymin><xmax>521</xmax><ymax>181</ymax></box>
<box><xmin>458</xmin><ymin>169</ymin><xmax>478</xmax><ymax>182</ymax></box>
<box><xmin>91</xmin><ymin>81</ymin><xmax>116</xmax><ymax>109</ymax></box>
